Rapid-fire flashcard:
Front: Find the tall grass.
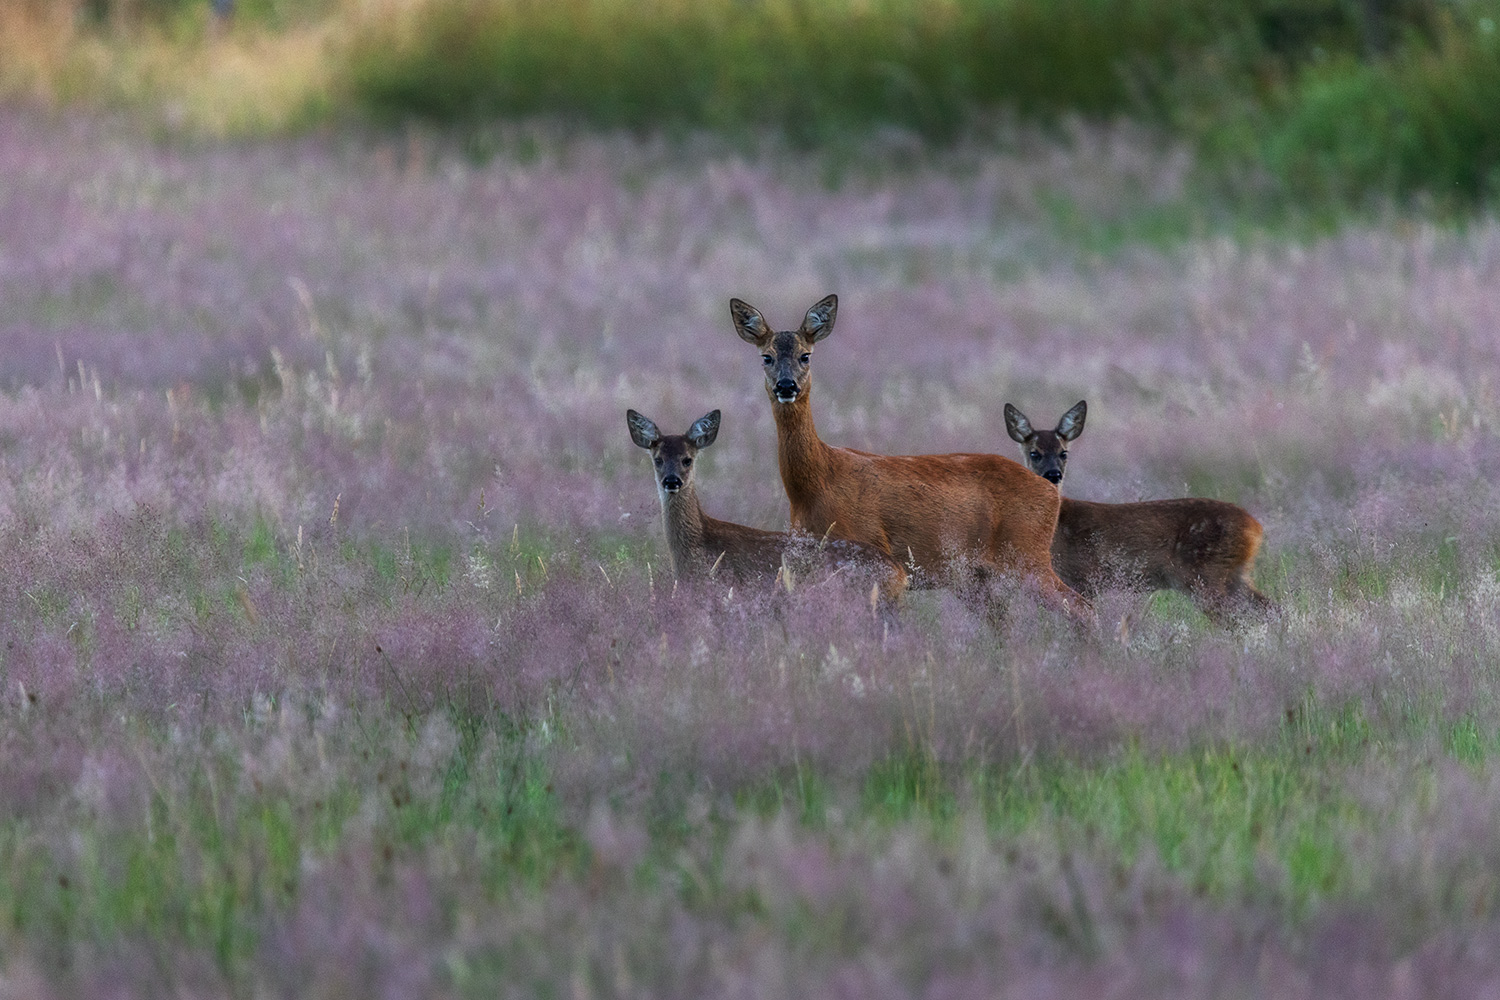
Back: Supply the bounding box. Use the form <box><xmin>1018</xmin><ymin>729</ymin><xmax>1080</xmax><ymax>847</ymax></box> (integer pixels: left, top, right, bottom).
<box><xmin>7</xmin><ymin>108</ymin><xmax>1500</xmax><ymax>995</ymax></box>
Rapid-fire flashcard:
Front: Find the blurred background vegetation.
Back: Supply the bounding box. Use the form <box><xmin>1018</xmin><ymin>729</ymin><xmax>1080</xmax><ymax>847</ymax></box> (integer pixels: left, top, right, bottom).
<box><xmin>3</xmin><ymin>0</ymin><xmax>1499</xmax><ymax>213</ymax></box>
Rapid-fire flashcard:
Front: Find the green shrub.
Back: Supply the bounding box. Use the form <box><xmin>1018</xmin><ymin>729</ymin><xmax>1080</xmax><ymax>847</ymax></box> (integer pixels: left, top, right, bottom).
<box><xmin>342</xmin><ymin>0</ymin><xmax>1253</xmax><ymax>143</ymax></box>
<box><xmin>1255</xmin><ymin>17</ymin><xmax>1500</xmax><ymax>206</ymax></box>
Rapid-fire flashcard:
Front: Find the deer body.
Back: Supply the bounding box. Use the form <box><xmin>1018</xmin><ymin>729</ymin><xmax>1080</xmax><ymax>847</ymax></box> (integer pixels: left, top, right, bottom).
<box><xmin>627</xmin><ymin>408</ymin><xmax>905</xmax><ymax>596</ymax></box>
<box><xmin>731</xmin><ymin>296</ymin><xmax>1083</xmax><ymax>616</ymax></box>
<box><xmin>1004</xmin><ymin>400</ymin><xmax>1274</xmax><ymax>621</ymax></box>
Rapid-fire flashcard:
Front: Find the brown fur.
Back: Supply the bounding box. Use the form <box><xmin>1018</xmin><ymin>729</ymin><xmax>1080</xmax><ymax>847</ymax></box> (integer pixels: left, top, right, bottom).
<box><xmin>731</xmin><ymin>295</ymin><xmax>1086</xmax><ymax>618</ymax></box>
<box><xmin>627</xmin><ymin>408</ymin><xmax>907</xmax><ymax>600</ymax></box>
<box><xmin>1004</xmin><ymin>400</ymin><xmax>1275</xmax><ymax>623</ymax></box>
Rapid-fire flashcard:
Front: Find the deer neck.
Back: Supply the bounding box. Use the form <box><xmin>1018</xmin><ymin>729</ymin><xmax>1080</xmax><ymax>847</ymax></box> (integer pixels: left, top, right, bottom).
<box><xmin>659</xmin><ymin>483</ymin><xmax>707</xmax><ymax>577</ymax></box>
<box><xmin>772</xmin><ymin>388</ymin><xmax>831</xmax><ymax>510</ymax></box>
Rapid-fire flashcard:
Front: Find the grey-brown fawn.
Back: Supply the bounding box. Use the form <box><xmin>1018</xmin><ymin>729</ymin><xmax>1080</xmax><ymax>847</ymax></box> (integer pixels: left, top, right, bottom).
<box><xmin>627</xmin><ymin>408</ymin><xmax>906</xmax><ymax>603</ymax></box>
<box><xmin>1004</xmin><ymin>400</ymin><xmax>1274</xmax><ymax>623</ymax></box>
<box><xmin>730</xmin><ymin>294</ymin><xmax>1089</xmax><ymax>622</ymax></box>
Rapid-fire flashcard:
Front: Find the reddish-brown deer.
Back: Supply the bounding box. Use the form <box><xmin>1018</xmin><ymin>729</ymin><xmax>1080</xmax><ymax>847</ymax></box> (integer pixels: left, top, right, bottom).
<box><xmin>729</xmin><ymin>295</ymin><xmax>1087</xmax><ymax>620</ymax></box>
<box><xmin>1003</xmin><ymin>400</ymin><xmax>1275</xmax><ymax>623</ymax></box>
<box><xmin>627</xmin><ymin>408</ymin><xmax>907</xmax><ymax>603</ymax></box>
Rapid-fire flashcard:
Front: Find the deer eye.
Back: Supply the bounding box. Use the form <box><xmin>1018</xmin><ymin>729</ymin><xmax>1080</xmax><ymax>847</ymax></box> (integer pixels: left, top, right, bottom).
<box><xmin>681</xmin><ymin>457</ymin><xmax>692</xmax><ymax>467</ymax></box>
<box><xmin>1059</xmin><ymin>450</ymin><xmax>1068</xmax><ymax>460</ymax></box>
<box><xmin>762</xmin><ymin>355</ymin><xmax>774</xmax><ymax>366</ymax></box>
<box><xmin>653</xmin><ymin>457</ymin><xmax>663</xmax><ymax>466</ymax></box>
<box><xmin>799</xmin><ymin>353</ymin><xmax>811</xmax><ymax>365</ymax></box>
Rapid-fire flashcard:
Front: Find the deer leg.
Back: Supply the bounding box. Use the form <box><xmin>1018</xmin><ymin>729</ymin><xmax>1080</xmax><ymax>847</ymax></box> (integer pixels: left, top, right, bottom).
<box><xmin>1198</xmin><ymin>578</ymin><xmax>1278</xmax><ymax>628</ymax></box>
<box><xmin>955</xmin><ymin>561</ymin><xmax>1095</xmax><ymax>633</ymax></box>
<box><xmin>865</xmin><ymin>561</ymin><xmax>909</xmax><ymax>632</ymax></box>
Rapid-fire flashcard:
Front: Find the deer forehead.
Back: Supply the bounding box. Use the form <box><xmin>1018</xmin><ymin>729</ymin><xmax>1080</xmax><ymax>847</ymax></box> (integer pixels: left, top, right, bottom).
<box><xmin>654</xmin><ymin>436</ymin><xmax>696</xmax><ymax>461</ymax></box>
<box><xmin>772</xmin><ymin>330</ymin><xmax>810</xmax><ymax>353</ymax></box>
<box><xmin>1033</xmin><ymin>431</ymin><xmax>1064</xmax><ymax>452</ymax></box>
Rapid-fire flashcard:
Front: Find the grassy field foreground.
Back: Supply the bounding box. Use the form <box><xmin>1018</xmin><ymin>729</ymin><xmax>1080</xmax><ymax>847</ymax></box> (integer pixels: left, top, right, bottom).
<box><xmin>5</xmin><ymin>111</ymin><xmax>1500</xmax><ymax>995</ymax></box>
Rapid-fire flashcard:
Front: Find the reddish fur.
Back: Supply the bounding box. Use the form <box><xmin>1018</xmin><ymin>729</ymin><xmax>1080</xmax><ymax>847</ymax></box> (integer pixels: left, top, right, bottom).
<box><xmin>775</xmin><ymin>395</ymin><xmax>1067</xmax><ymax>581</ymax></box>
<box><xmin>733</xmin><ymin>297</ymin><xmax>1085</xmax><ymax>616</ymax></box>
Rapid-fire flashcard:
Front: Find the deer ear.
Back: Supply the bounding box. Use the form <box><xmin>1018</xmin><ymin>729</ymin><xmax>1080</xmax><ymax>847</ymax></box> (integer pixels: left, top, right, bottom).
<box><xmin>687</xmin><ymin>409</ymin><xmax>720</xmax><ymax>449</ymax></box>
<box><xmin>730</xmin><ymin>299</ymin><xmax>770</xmax><ymax>345</ymax></box>
<box><xmin>626</xmin><ymin>409</ymin><xmax>661</xmax><ymax>449</ymax></box>
<box><xmin>801</xmin><ymin>294</ymin><xmax>837</xmax><ymax>342</ymax></box>
<box><xmin>1003</xmin><ymin>403</ymin><xmax>1033</xmax><ymax>443</ymax></box>
<box><xmin>1057</xmin><ymin>400</ymin><xmax>1087</xmax><ymax>441</ymax></box>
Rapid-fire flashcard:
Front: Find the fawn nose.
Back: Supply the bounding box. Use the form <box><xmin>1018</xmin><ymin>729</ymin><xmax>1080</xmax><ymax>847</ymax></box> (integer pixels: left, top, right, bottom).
<box><xmin>660</xmin><ymin>475</ymin><xmax>683</xmax><ymax>493</ymax></box>
<box><xmin>774</xmin><ymin>378</ymin><xmax>799</xmax><ymax>401</ymax></box>
<box><xmin>1043</xmin><ymin>470</ymin><xmax>1063</xmax><ymax>484</ymax></box>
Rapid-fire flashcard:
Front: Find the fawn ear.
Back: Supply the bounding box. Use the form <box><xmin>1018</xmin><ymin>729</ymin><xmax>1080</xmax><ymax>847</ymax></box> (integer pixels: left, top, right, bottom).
<box><xmin>801</xmin><ymin>294</ymin><xmax>837</xmax><ymax>343</ymax></box>
<box><xmin>1003</xmin><ymin>403</ymin><xmax>1033</xmax><ymax>443</ymax></box>
<box><xmin>626</xmin><ymin>409</ymin><xmax>661</xmax><ymax>449</ymax></box>
<box><xmin>730</xmin><ymin>298</ymin><xmax>770</xmax><ymax>345</ymax></box>
<box><xmin>687</xmin><ymin>409</ymin><xmax>721</xmax><ymax>449</ymax></box>
<box><xmin>1056</xmin><ymin>400</ymin><xmax>1087</xmax><ymax>441</ymax></box>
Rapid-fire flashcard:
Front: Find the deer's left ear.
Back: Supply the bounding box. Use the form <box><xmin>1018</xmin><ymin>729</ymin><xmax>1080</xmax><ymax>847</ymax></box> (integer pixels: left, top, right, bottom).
<box><xmin>627</xmin><ymin>409</ymin><xmax>662</xmax><ymax>449</ymax></box>
<box><xmin>730</xmin><ymin>299</ymin><xmax>770</xmax><ymax>345</ymax></box>
<box><xmin>801</xmin><ymin>294</ymin><xmax>837</xmax><ymax>343</ymax></box>
<box><xmin>1003</xmin><ymin>403</ymin><xmax>1033</xmax><ymax>443</ymax></box>
<box><xmin>687</xmin><ymin>409</ymin><xmax>721</xmax><ymax>449</ymax></box>
<box><xmin>1056</xmin><ymin>400</ymin><xmax>1087</xmax><ymax>441</ymax></box>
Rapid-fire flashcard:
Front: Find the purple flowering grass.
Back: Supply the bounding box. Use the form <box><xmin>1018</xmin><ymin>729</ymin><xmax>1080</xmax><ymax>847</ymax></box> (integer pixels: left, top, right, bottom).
<box><xmin>5</xmin><ymin>106</ymin><xmax>1500</xmax><ymax>994</ymax></box>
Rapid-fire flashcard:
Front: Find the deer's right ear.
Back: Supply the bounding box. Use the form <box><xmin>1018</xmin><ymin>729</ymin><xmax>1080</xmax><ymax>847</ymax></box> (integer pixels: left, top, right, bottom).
<box><xmin>802</xmin><ymin>294</ymin><xmax>837</xmax><ymax>342</ymax></box>
<box><xmin>1004</xmin><ymin>403</ymin><xmax>1033</xmax><ymax>443</ymax></box>
<box><xmin>687</xmin><ymin>409</ymin><xmax>721</xmax><ymax>449</ymax></box>
<box><xmin>626</xmin><ymin>409</ymin><xmax>661</xmax><ymax>449</ymax></box>
<box><xmin>1056</xmin><ymin>400</ymin><xmax>1087</xmax><ymax>441</ymax></box>
<box><xmin>730</xmin><ymin>298</ymin><xmax>769</xmax><ymax>345</ymax></box>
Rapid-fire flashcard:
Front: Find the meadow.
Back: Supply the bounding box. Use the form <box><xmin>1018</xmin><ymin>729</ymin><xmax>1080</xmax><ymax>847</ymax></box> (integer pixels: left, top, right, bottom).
<box><xmin>6</xmin><ymin>105</ymin><xmax>1500</xmax><ymax>996</ymax></box>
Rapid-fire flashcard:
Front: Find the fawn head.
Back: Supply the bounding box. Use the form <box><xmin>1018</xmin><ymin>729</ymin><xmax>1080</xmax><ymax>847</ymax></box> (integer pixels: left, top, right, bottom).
<box><xmin>729</xmin><ymin>294</ymin><xmax>837</xmax><ymax>405</ymax></box>
<box><xmin>1004</xmin><ymin>400</ymin><xmax>1086</xmax><ymax>486</ymax></box>
<box><xmin>627</xmin><ymin>408</ymin><xmax>721</xmax><ymax>499</ymax></box>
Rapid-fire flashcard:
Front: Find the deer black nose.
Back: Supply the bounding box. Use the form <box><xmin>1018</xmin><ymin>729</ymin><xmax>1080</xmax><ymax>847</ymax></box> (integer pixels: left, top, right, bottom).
<box><xmin>1043</xmin><ymin>470</ymin><xmax>1063</xmax><ymax>484</ymax></box>
<box><xmin>774</xmin><ymin>378</ymin><xmax>799</xmax><ymax>401</ymax></box>
<box><xmin>661</xmin><ymin>475</ymin><xmax>683</xmax><ymax>493</ymax></box>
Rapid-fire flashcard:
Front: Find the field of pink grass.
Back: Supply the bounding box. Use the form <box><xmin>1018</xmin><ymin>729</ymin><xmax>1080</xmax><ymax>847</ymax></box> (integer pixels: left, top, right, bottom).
<box><xmin>5</xmin><ymin>108</ymin><xmax>1500</xmax><ymax>997</ymax></box>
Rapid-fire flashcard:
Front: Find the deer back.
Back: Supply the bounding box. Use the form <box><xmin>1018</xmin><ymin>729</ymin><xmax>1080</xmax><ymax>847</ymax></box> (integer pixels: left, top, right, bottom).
<box><xmin>1054</xmin><ymin>497</ymin><xmax>1264</xmax><ymax>596</ymax></box>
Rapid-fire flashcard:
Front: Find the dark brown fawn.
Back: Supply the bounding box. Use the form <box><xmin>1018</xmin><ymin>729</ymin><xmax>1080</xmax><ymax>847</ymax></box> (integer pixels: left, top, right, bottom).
<box><xmin>729</xmin><ymin>295</ymin><xmax>1087</xmax><ymax>620</ymax></box>
<box><xmin>627</xmin><ymin>408</ymin><xmax>907</xmax><ymax>602</ymax></box>
<box><xmin>1003</xmin><ymin>400</ymin><xmax>1275</xmax><ymax>623</ymax></box>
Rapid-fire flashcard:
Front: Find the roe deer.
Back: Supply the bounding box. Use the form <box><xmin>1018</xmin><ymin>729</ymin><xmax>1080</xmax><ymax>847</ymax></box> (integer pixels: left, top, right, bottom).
<box><xmin>729</xmin><ymin>295</ymin><xmax>1087</xmax><ymax>620</ymax></box>
<box><xmin>1003</xmin><ymin>400</ymin><xmax>1275</xmax><ymax>623</ymax></box>
<box><xmin>626</xmin><ymin>408</ymin><xmax>907</xmax><ymax>602</ymax></box>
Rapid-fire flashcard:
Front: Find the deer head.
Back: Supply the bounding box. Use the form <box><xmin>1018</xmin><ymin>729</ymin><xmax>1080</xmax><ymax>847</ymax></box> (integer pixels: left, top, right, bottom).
<box><xmin>627</xmin><ymin>408</ymin><xmax>721</xmax><ymax>501</ymax></box>
<box><xmin>729</xmin><ymin>294</ymin><xmax>837</xmax><ymax>406</ymax></box>
<box><xmin>1004</xmin><ymin>400</ymin><xmax>1086</xmax><ymax>486</ymax></box>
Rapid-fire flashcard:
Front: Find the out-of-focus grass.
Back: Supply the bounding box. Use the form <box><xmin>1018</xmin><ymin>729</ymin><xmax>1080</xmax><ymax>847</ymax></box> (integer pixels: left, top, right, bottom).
<box><xmin>0</xmin><ymin>705</ymin><xmax>574</xmax><ymax>978</ymax></box>
<box><xmin>2</xmin><ymin>679</ymin><xmax>1494</xmax><ymax>985</ymax></box>
<box><xmin>0</xmin><ymin>0</ymin><xmax>335</xmax><ymax>134</ymax></box>
<box><xmin>9</xmin><ymin>0</ymin><xmax>1500</xmax><ymax>211</ymax></box>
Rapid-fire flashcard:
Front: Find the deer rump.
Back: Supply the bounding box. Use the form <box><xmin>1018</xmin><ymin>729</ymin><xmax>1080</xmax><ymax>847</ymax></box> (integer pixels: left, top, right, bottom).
<box><xmin>1052</xmin><ymin>496</ymin><xmax>1265</xmax><ymax>600</ymax></box>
